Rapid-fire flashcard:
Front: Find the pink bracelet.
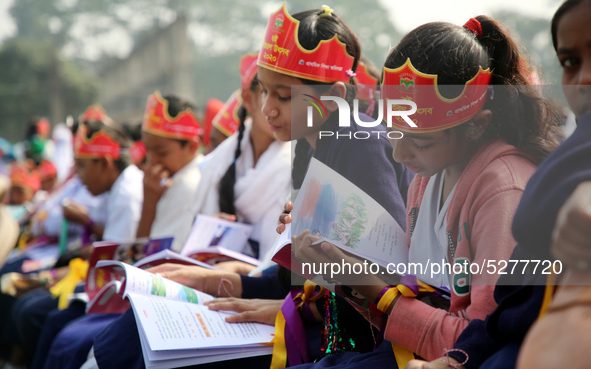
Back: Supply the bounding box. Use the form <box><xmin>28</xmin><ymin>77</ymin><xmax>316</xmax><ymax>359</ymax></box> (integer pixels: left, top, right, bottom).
<box><xmin>437</xmin><ymin>348</ymin><xmax>469</xmax><ymax>368</ymax></box>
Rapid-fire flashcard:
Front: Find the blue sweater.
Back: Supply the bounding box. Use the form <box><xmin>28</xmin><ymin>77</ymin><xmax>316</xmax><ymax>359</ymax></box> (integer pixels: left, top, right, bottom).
<box><xmin>450</xmin><ymin>111</ymin><xmax>591</xmax><ymax>368</ymax></box>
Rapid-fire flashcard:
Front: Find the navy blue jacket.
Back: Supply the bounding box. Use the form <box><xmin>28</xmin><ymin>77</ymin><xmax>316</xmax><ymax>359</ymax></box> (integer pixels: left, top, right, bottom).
<box><xmin>450</xmin><ymin>111</ymin><xmax>591</xmax><ymax>368</ymax></box>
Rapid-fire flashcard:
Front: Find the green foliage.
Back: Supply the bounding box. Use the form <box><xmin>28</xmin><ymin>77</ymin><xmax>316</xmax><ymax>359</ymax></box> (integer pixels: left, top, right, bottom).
<box><xmin>0</xmin><ymin>37</ymin><xmax>98</xmax><ymax>142</ymax></box>
<box><xmin>330</xmin><ymin>194</ymin><xmax>368</xmax><ymax>248</ymax></box>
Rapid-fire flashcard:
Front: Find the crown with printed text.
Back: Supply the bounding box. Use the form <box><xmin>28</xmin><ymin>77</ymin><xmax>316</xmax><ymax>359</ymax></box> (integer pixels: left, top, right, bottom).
<box><xmin>74</xmin><ymin>124</ymin><xmax>121</xmax><ymax>160</ymax></box>
<box><xmin>142</xmin><ymin>91</ymin><xmax>201</xmax><ymax>141</ymax></box>
<box><xmin>382</xmin><ymin>58</ymin><xmax>492</xmax><ymax>132</ymax></box>
<box><xmin>257</xmin><ymin>3</ymin><xmax>355</xmax><ymax>83</ymax></box>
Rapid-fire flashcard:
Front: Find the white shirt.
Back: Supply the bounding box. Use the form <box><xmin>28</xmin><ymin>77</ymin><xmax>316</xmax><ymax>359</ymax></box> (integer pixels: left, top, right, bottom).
<box><xmin>150</xmin><ymin>155</ymin><xmax>202</xmax><ymax>252</ymax></box>
<box><xmin>31</xmin><ymin>176</ymin><xmax>107</xmax><ymax>238</ymax></box>
<box><xmin>408</xmin><ymin>171</ymin><xmax>456</xmax><ymax>288</ymax></box>
<box><xmin>102</xmin><ymin>165</ymin><xmax>144</xmax><ymax>242</ymax></box>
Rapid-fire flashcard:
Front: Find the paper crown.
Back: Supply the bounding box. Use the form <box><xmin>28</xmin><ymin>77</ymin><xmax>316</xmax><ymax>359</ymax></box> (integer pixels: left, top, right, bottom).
<box><xmin>382</xmin><ymin>58</ymin><xmax>492</xmax><ymax>132</ymax></box>
<box><xmin>10</xmin><ymin>164</ymin><xmax>41</xmax><ymax>192</ymax></box>
<box><xmin>142</xmin><ymin>91</ymin><xmax>201</xmax><ymax>141</ymax></box>
<box><xmin>356</xmin><ymin>62</ymin><xmax>379</xmax><ymax>101</ymax></box>
<box><xmin>130</xmin><ymin>141</ymin><xmax>147</xmax><ymax>165</ymax></box>
<box><xmin>213</xmin><ymin>90</ymin><xmax>242</xmax><ymax>137</ymax></box>
<box><xmin>36</xmin><ymin>118</ymin><xmax>51</xmax><ymax>137</ymax></box>
<box><xmin>38</xmin><ymin>160</ymin><xmax>57</xmax><ymax>180</ymax></box>
<box><xmin>202</xmin><ymin>98</ymin><xmax>225</xmax><ymax>146</ymax></box>
<box><xmin>74</xmin><ymin>124</ymin><xmax>121</xmax><ymax>160</ymax></box>
<box><xmin>79</xmin><ymin>105</ymin><xmax>112</xmax><ymax>125</ymax></box>
<box><xmin>257</xmin><ymin>3</ymin><xmax>355</xmax><ymax>83</ymax></box>
<box><xmin>240</xmin><ymin>52</ymin><xmax>259</xmax><ymax>90</ymax></box>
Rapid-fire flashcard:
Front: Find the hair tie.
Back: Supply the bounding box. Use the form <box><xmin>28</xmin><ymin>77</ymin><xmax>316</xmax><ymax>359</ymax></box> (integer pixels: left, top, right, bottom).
<box><xmin>345</xmin><ymin>70</ymin><xmax>357</xmax><ymax>77</ymax></box>
<box><xmin>463</xmin><ymin>18</ymin><xmax>483</xmax><ymax>39</ymax></box>
<box><xmin>319</xmin><ymin>5</ymin><xmax>334</xmax><ymax>17</ymax></box>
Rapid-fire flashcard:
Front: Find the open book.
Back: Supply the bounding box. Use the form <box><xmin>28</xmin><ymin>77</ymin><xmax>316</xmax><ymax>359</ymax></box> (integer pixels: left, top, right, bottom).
<box><xmin>180</xmin><ymin>214</ymin><xmax>260</xmax><ymax>266</ymax></box>
<box><xmin>272</xmin><ymin>158</ymin><xmax>449</xmax><ymax>308</ymax></box>
<box><xmin>90</xmin><ymin>261</ymin><xmax>274</xmax><ymax>368</ymax></box>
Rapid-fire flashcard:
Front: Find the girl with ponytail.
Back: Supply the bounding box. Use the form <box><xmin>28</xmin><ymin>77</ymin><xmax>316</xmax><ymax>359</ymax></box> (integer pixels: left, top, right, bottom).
<box><xmin>290</xmin><ymin>15</ymin><xmax>562</xmax><ymax>369</ymax></box>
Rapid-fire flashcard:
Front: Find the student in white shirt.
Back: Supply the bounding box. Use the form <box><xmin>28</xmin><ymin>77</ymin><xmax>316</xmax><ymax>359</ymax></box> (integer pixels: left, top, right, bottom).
<box><xmin>138</xmin><ymin>92</ymin><xmax>203</xmax><ymax>252</ymax></box>
<box><xmin>73</xmin><ymin>121</ymin><xmax>143</xmax><ymax>242</ymax></box>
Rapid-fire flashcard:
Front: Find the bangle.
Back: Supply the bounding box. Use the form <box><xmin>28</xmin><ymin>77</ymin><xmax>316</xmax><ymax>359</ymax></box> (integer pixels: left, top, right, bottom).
<box><xmin>438</xmin><ymin>348</ymin><xmax>469</xmax><ymax>368</ymax></box>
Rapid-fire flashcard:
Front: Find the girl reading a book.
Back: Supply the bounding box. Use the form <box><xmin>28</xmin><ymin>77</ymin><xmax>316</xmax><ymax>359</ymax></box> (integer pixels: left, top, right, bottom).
<box><xmin>87</xmin><ymin>4</ymin><xmax>412</xmax><ymax>368</ymax></box>
<box><xmin>289</xmin><ymin>15</ymin><xmax>562</xmax><ymax>369</ymax></box>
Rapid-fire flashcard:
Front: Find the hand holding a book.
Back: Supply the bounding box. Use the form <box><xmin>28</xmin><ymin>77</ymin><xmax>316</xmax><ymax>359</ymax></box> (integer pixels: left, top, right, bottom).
<box><xmin>204</xmin><ymin>298</ymin><xmax>282</xmax><ymax>326</ymax></box>
<box><xmin>62</xmin><ymin>200</ymin><xmax>90</xmax><ymax>226</ymax></box>
<box><xmin>146</xmin><ymin>263</ymin><xmax>243</xmax><ymax>297</ymax></box>
<box><xmin>276</xmin><ymin>201</ymin><xmax>293</xmax><ymax>234</ymax></box>
<box><xmin>552</xmin><ymin>181</ymin><xmax>591</xmax><ymax>269</ymax></box>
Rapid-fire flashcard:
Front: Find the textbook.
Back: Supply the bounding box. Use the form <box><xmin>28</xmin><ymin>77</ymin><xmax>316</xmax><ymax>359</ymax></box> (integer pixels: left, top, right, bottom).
<box><xmin>181</xmin><ymin>214</ymin><xmax>259</xmax><ymax>266</ymax></box>
<box><xmin>91</xmin><ymin>261</ymin><xmax>275</xmax><ymax>368</ymax></box>
<box><xmin>86</xmin><ymin>237</ymin><xmax>173</xmax><ymax>303</ymax></box>
<box><xmin>272</xmin><ymin>158</ymin><xmax>449</xmax><ymax>307</ymax></box>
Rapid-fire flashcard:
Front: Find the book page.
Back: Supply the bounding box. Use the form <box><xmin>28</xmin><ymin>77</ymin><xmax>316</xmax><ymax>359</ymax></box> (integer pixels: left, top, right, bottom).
<box><xmin>291</xmin><ymin>158</ymin><xmax>408</xmax><ymax>267</ymax></box>
<box><xmin>96</xmin><ymin>261</ymin><xmax>214</xmax><ymax>305</ymax></box>
<box><xmin>181</xmin><ymin>215</ymin><xmax>253</xmax><ymax>256</ymax></box>
<box><xmin>128</xmin><ymin>292</ymin><xmax>275</xmax><ymax>351</ymax></box>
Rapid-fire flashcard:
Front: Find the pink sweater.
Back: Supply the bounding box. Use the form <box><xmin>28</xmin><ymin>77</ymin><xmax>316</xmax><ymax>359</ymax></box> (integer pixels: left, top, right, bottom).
<box><xmin>384</xmin><ymin>139</ymin><xmax>537</xmax><ymax>360</ymax></box>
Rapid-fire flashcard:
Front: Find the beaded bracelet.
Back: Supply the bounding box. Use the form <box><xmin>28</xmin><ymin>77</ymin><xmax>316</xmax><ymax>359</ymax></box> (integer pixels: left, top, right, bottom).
<box><xmin>437</xmin><ymin>348</ymin><xmax>469</xmax><ymax>369</ymax></box>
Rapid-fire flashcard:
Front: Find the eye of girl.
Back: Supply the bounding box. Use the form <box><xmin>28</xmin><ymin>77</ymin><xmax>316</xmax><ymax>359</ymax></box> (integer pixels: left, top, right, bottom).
<box><xmin>278</xmin><ymin>94</ymin><xmax>291</xmax><ymax>102</ymax></box>
<box><xmin>559</xmin><ymin>57</ymin><xmax>580</xmax><ymax>68</ymax></box>
<box><xmin>412</xmin><ymin>140</ymin><xmax>433</xmax><ymax>151</ymax></box>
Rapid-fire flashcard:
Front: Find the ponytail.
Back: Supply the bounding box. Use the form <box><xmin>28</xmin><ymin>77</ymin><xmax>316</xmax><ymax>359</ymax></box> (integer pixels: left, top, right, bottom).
<box><xmin>218</xmin><ymin>105</ymin><xmax>248</xmax><ymax>215</ymax></box>
<box><xmin>385</xmin><ymin>16</ymin><xmax>562</xmax><ymax>164</ymax></box>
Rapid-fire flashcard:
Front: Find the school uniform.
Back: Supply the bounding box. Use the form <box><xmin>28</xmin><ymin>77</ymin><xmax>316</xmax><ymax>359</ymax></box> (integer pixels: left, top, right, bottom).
<box><xmin>11</xmin><ymin>164</ymin><xmax>143</xmax><ymax>368</ymax></box>
<box><xmin>91</xmin><ymin>111</ymin><xmax>413</xmax><ymax>368</ymax></box>
<box><xmin>149</xmin><ymin>155</ymin><xmax>202</xmax><ymax>252</ymax></box>
<box><xmin>447</xmin><ymin>111</ymin><xmax>591</xmax><ymax>369</ymax></box>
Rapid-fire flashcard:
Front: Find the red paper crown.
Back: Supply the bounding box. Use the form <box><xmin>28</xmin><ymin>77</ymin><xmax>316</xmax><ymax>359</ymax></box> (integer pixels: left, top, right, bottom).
<box><xmin>38</xmin><ymin>160</ymin><xmax>57</xmax><ymax>180</ymax></box>
<box><xmin>382</xmin><ymin>58</ymin><xmax>492</xmax><ymax>132</ymax></box>
<box><xmin>130</xmin><ymin>141</ymin><xmax>147</xmax><ymax>165</ymax></box>
<box><xmin>10</xmin><ymin>164</ymin><xmax>41</xmax><ymax>192</ymax></box>
<box><xmin>257</xmin><ymin>3</ymin><xmax>355</xmax><ymax>83</ymax></box>
<box><xmin>36</xmin><ymin>118</ymin><xmax>51</xmax><ymax>137</ymax></box>
<box><xmin>356</xmin><ymin>62</ymin><xmax>379</xmax><ymax>101</ymax></box>
<box><xmin>74</xmin><ymin>124</ymin><xmax>121</xmax><ymax>160</ymax></box>
<box><xmin>213</xmin><ymin>90</ymin><xmax>242</xmax><ymax>137</ymax></box>
<box><xmin>142</xmin><ymin>91</ymin><xmax>201</xmax><ymax>141</ymax></box>
<box><xmin>240</xmin><ymin>52</ymin><xmax>259</xmax><ymax>90</ymax></box>
<box><xmin>79</xmin><ymin>105</ymin><xmax>112</xmax><ymax>124</ymax></box>
<box><xmin>202</xmin><ymin>98</ymin><xmax>225</xmax><ymax>146</ymax></box>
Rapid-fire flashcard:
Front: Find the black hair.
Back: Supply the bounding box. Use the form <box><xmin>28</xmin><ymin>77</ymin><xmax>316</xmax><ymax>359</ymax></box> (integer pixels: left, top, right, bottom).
<box><xmin>85</xmin><ymin>120</ymin><xmax>133</xmax><ymax>172</ymax></box>
<box><xmin>122</xmin><ymin>121</ymin><xmax>143</xmax><ymax>142</ymax></box>
<box><xmin>357</xmin><ymin>56</ymin><xmax>382</xmax><ymax>121</ymax></box>
<box><xmin>217</xmin><ymin>76</ymin><xmax>258</xmax><ymax>215</ymax></box>
<box><xmin>551</xmin><ymin>0</ymin><xmax>590</xmax><ymax>51</ymax></box>
<box><xmin>162</xmin><ymin>94</ymin><xmax>200</xmax><ymax>147</ymax></box>
<box><xmin>24</xmin><ymin>117</ymin><xmax>42</xmax><ymax>140</ymax></box>
<box><xmin>385</xmin><ymin>16</ymin><xmax>562</xmax><ymax>164</ymax></box>
<box><xmin>292</xmin><ymin>9</ymin><xmax>361</xmax><ymax>105</ymax></box>
<box><xmin>290</xmin><ymin>8</ymin><xmax>362</xmax><ymax>189</ymax></box>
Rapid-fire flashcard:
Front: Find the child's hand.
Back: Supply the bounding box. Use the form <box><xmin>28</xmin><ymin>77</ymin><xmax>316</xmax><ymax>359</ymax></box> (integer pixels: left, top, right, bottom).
<box><xmin>552</xmin><ymin>181</ymin><xmax>591</xmax><ymax>268</ymax></box>
<box><xmin>146</xmin><ymin>263</ymin><xmax>218</xmax><ymax>292</ymax></box>
<box><xmin>214</xmin><ymin>261</ymin><xmax>256</xmax><ymax>275</ymax></box>
<box><xmin>204</xmin><ymin>298</ymin><xmax>283</xmax><ymax>326</ymax></box>
<box><xmin>405</xmin><ymin>358</ymin><xmax>463</xmax><ymax>369</ymax></box>
<box><xmin>142</xmin><ymin>163</ymin><xmax>171</xmax><ymax>204</ymax></box>
<box><xmin>276</xmin><ymin>201</ymin><xmax>293</xmax><ymax>234</ymax></box>
<box><xmin>212</xmin><ymin>213</ymin><xmax>237</xmax><ymax>221</ymax></box>
<box><xmin>62</xmin><ymin>200</ymin><xmax>90</xmax><ymax>225</ymax></box>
